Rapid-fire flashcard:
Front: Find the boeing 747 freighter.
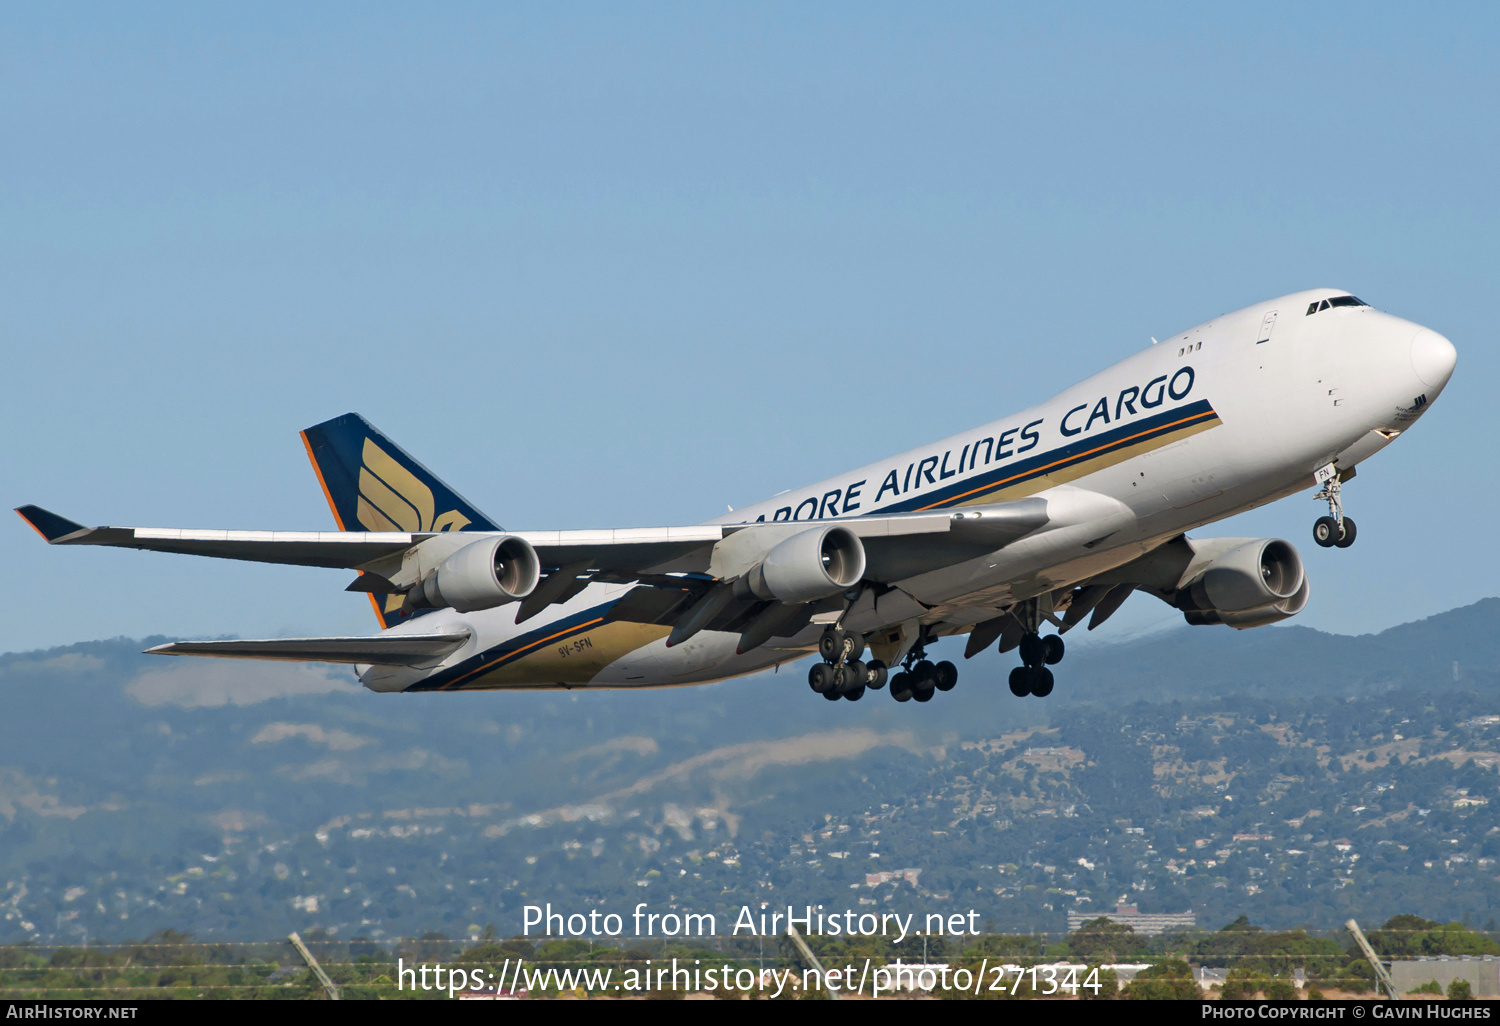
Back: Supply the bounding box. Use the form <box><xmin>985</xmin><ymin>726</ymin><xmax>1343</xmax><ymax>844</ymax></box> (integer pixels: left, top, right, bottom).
<box><xmin>18</xmin><ymin>289</ymin><xmax>1456</xmax><ymax>702</ymax></box>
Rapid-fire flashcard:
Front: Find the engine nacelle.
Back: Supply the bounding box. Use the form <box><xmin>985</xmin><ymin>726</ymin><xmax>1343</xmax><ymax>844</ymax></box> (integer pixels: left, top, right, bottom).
<box><xmin>744</xmin><ymin>525</ymin><xmax>866</xmax><ymax>604</ymax></box>
<box><xmin>1211</xmin><ymin>575</ymin><xmax>1311</xmax><ymax>629</ymax></box>
<box><xmin>410</xmin><ymin>536</ymin><xmax>540</xmax><ymax>613</ymax></box>
<box><xmin>1180</xmin><ymin>538</ymin><xmax>1304</xmax><ymax>613</ymax></box>
<box><xmin>1178</xmin><ymin>538</ymin><xmax>1308</xmax><ymax>629</ymax></box>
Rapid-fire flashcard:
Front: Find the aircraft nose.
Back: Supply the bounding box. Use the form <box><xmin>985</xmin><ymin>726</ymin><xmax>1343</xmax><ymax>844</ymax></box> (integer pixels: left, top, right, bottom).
<box><xmin>1411</xmin><ymin>327</ymin><xmax>1457</xmax><ymax>390</ymax></box>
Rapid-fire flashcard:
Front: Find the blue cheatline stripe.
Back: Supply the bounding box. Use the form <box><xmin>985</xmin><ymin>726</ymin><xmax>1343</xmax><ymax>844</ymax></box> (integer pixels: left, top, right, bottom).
<box><xmin>405</xmin><ymin>599</ymin><xmax>622</xmax><ymax>692</ymax></box>
<box><xmin>875</xmin><ymin>399</ymin><xmax>1219</xmax><ymax>515</ymax></box>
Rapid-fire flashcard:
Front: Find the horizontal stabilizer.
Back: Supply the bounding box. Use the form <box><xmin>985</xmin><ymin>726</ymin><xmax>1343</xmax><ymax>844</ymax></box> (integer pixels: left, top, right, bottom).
<box><xmin>145</xmin><ymin>632</ymin><xmax>470</xmax><ymax>666</ymax></box>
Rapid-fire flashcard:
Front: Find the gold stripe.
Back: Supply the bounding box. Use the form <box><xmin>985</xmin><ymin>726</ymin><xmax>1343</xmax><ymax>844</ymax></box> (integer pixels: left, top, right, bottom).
<box><xmin>442</xmin><ymin>617</ymin><xmax>608</xmax><ymax>690</ymax></box>
<box><xmin>453</xmin><ymin>622</ymin><xmax>674</xmax><ymax>690</ymax></box>
<box><xmin>917</xmin><ymin>410</ymin><xmax>1220</xmax><ymax>511</ymax></box>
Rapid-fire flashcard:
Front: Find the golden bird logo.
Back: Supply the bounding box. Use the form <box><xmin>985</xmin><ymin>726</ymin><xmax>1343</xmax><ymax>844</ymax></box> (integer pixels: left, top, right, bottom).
<box><xmin>355</xmin><ymin>438</ymin><xmax>472</xmax><ymax>535</ymax></box>
<box><xmin>354</xmin><ymin>439</ymin><xmax>471</xmax><ymax>616</ymax></box>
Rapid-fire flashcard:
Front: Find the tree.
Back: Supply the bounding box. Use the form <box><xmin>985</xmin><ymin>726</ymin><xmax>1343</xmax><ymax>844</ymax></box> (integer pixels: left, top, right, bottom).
<box><xmin>1068</xmin><ymin>918</ymin><xmax>1147</xmax><ymax>962</ymax></box>
<box><xmin>1125</xmin><ymin>960</ymin><xmax>1199</xmax><ymax>1000</ymax></box>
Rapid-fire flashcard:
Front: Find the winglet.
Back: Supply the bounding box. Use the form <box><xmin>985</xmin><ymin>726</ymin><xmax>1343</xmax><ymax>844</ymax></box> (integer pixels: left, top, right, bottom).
<box><xmin>15</xmin><ymin>505</ymin><xmax>89</xmax><ymax>543</ymax></box>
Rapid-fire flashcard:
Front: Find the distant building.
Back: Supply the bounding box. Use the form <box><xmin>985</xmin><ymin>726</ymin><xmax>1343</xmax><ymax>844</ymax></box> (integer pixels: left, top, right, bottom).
<box><xmin>1067</xmin><ymin>903</ymin><xmax>1196</xmax><ymax>936</ymax></box>
<box><xmin>1388</xmin><ymin>956</ymin><xmax>1500</xmax><ymax>998</ymax></box>
<box><xmin>864</xmin><ymin>868</ymin><xmax>922</xmax><ymax>887</ymax></box>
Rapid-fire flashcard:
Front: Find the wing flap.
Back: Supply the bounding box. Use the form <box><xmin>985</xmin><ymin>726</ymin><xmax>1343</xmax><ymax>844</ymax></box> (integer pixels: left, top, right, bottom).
<box><xmin>145</xmin><ymin>633</ymin><xmax>470</xmax><ymax>666</ymax></box>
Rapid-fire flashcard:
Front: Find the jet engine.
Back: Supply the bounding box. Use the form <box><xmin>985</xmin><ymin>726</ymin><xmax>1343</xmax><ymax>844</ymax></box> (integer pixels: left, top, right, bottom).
<box><xmin>406</xmin><ymin>536</ymin><xmax>540</xmax><ymax>613</ymax></box>
<box><xmin>742</xmin><ymin>524</ymin><xmax>866</xmax><ymax>603</ymax></box>
<box><xmin>1176</xmin><ymin>538</ymin><xmax>1309</xmax><ymax>629</ymax></box>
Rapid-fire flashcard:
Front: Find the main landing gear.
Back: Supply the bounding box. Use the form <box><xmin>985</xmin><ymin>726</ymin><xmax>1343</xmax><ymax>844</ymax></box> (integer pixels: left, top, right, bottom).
<box><xmin>1008</xmin><ymin>633</ymin><xmax>1064</xmax><ymax>698</ymax></box>
<box><xmin>888</xmin><ymin>633</ymin><xmax>959</xmax><ymax>705</ymax></box>
<box><xmin>807</xmin><ymin>626</ymin><xmax>887</xmax><ymax>702</ymax></box>
<box><xmin>1004</xmin><ymin>597</ymin><xmax>1066</xmax><ymax>698</ymax></box>
<box><xmin>1312</xmin><ymin>463</ymin><xmax>1356</xmax><ymax>549</ymax></box>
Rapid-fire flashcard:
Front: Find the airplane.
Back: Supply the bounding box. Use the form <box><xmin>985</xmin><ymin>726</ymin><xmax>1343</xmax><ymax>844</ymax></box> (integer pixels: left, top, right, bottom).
<box><xmin>17</xmin><ymin>288</ymin><xmax>1456</xmax><ymax>703</ymax></box>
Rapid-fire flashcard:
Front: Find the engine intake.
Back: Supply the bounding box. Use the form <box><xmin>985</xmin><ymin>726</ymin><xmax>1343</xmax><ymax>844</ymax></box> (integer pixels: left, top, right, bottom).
<box><xmin>407</xmin><ymin>536</ymin><xmax>540</xmax><ymax>613</ymax></box>
<box><xmin>745</xmin><ymin>525</ymin><xmax>866</xmax><ymax>604</ymax></box>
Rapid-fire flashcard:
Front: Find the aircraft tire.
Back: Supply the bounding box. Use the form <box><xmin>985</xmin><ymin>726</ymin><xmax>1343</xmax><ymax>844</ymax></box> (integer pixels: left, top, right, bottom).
<box><xmin>1313</xmin><ymin>516</ymin><xmax>1339</xmax><ymax>547</ymax></box>
<box><xmin>1009</xmin><ymin>666</ymin><xmax>1030</xmax><ymax>697</ymax></box>
<box><xmin>1335</xmin><ymin>517</ymin><xmax>1357</xmax><ymax>548</ymax></box>
<box><xmin>1031</xmin><ymin>667</ymin><xmax>1055</xmax><ymax>698</ymax></box>
<box><xmin>934</xmin><ymin>661</ymin><xmax>958</xmax><ymax>691</ymax></box>
<box><xmin>891</xmin><ymin>672</ymin><xmax>914</xmax><ymax>702</ymax></box>
<box><xmin>866</xmin><ymin>660</ymin><xmax>888</xmax><ymax>690</ymax></box>
<box><xmin>844</xmin><ymin>660</ymin><xmax>866</xmax><ymax>693</ymax></box>
<box><xmin>1018</xmin><ymin>632</ymin><xmax>1044</xmax><ymax>667</ymax></box>
<box><xmin>1042</xmin><ymin>635</ymin><xmax>1065</xmax><ymax>665</ymax></box>
<box><xmin>808</xmin><ymin>663</ymin><xmax>835</xmax><ymax>693</ymax></box>
<box><xmin>913</xmin><ymin>685</ymin><xmax>934</xmax><ymax>703</ymax></box>
<box><xmin>844</xmin><ymin>684</ymin><xmax>866</xmax><ymax>702</ymax></box>
<box><xmin>818</xmin><ymin>628</ymin><xmax>847</xmax><ymax>663</ymax></box>
<box><xmin>831</xmin><ymin>664</ymin><xmax>855</xmax><ymax>694</ymax></box>
<box><xmin>822</xmin><ymin>688</ymin><xmax>842</xmax><ymax>701</ymax></box>
<box><xmin>845</xmin><ymin>634</ymin><xmax>866</xmax><ymax>664</ymax></box>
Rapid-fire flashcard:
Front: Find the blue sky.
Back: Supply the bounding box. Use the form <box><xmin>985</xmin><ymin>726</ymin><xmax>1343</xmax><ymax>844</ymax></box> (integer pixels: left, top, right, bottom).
<box><xmin>3</xmin><ymin>3</ymin><xmax>1496</xmax><ymax>654</ymax></box>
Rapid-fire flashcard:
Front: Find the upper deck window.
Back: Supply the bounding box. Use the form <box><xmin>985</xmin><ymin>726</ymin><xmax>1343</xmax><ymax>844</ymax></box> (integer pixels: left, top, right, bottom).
<box><xmin>1306</xmin><ymin>295</ymin><xmax>1369</xmax><ymax>315</ymax></box>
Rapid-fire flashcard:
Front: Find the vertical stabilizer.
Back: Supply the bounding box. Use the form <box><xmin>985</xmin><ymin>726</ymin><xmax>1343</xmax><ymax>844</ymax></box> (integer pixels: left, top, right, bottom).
<box><xmin>300</xmin><ymin>413</ymin><xmax>500</xmax><ymax>626</ymax></box>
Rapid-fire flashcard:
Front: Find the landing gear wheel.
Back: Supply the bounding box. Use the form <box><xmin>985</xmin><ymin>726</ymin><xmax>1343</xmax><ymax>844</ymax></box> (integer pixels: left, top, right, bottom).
<box><xmin>818</xmin><ymin>627</ymin><xmax>847</xmax><ymax>663</ymax></box>
<box><xmin>1334</xmin><ymin>516</ymin><xmax>1357</xmax><ymax>548</ymax></box>
<box><xmin>913</xmin><ymin>660</ymin><xmax>935</xmax><ymax>686</ymax></box>
<box><xmin>1018</xmin><ymin>632</ymin><xmax>1044</xmax><ymax>667</ymax></box>
<box><xmin>1042</xmin><ymin>635</ymin><xmax>1065</xmax><ymax>666</ymax></box>
<box><xmin>843</xmin><ymin>684</ymin><xmax>866</xmax><ymax>702</ymax></box>
<box><xmin>1031</xmin><ymin>667</ymin><xmax>1055</xmax><ymax>698</ymax></box>
<box><xmin>891</xmin><ymin>672</ymin><xmax>913</xmax><ymax>702</ymax></box>
<box><xmin>934</xmin><ymin>661</ymin><xmax>958</xmax><ymax>691</ymax></box>
<box><xmin>844</xmin><ymin>634</ymin><xmax>866</xmax><ymax>664</ymax></box>
<box><xmin>1009</xmin><ymin>666</ymin><xmax>1030</xmax><ymax>698</ymax></box>
<box><xmin>913</xmin><ymin>686</ymin><xmax>934</xmax><ymax>703</ymax></box>
<box><xmin>832</xmin><ymin>664</ymin><xmax>855</xmax><ymax>694</ymax></box>
<box><xmin>866</xmin><ymin>660</ymin><xmax>888</xmax><ymax>690</ymax></box>
<box><xmin>822</xmin><ymin>688</ymin><xmax>842</xmax><ymax>701</ymax></box>
<box><xmin>843</xmin><ymin>661</ymin><xmax>866</xmax><ymax>693</ymax></box>
<box><xmin>1313</xmin><ymin>516</ymin><xmax>1339</xmax><ymax>548</ymax></box>
<box><xmin>808</xmin><ymin>663</ymin><xmax>835</xmax><ymax>694</ymax></box>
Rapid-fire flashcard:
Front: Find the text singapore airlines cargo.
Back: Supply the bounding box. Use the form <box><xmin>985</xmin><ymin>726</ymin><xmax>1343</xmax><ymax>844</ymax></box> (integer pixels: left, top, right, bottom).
<box><xmin>18</xmin><ymin>289</ymin><xmax>1456</xmax><ymax>702</ymax></box>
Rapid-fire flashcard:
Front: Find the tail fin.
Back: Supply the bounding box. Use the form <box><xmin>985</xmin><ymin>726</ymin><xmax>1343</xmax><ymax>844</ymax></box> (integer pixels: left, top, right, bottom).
<box><xmin>300</xmin><ymin>413</ymin><xmax>501</xmax><ymax>627</ymax></box>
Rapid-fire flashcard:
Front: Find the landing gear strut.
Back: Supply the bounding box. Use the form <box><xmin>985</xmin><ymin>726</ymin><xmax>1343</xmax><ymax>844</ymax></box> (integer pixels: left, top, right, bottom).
<box><xmin>1312</xmin><ymin>463</ymin><xmax>1356</xmax><ymax>549</ymax></box>
<box><xmin>808</xmin><ymin>625</ymin><xmax>886</xmax><ymax>702</ymax></box>
<box><xmin>1005</xmin><ymin>599</ymin><xmax>1065</xmax><ymax>698</ymax></box>
<box><xmin>888</xmin><ymin>629</ymin><xmax>958</xmax><ymax>704</ymax></box>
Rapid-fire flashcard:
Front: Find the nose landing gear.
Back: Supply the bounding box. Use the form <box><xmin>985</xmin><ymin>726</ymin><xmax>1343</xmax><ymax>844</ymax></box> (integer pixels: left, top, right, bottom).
<box><xmin>1312</xmin><ymin>463</ymin><xmax>1357</xmax><ymax>548</ymax></box>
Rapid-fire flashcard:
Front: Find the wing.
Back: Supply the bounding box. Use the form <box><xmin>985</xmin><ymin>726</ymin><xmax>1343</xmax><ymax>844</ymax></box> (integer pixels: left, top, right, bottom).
<box><xmin>17</xmin><ymin>498</ymin><xmax>1049</xmax><ymax>628</ymax></box>
<box><xmin>145</xmin><ymin>633</ymin><xmax>470</xmax><ymax>666</ymax></box>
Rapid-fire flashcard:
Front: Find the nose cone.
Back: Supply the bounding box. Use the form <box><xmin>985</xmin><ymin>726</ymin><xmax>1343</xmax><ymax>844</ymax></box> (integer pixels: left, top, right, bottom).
<box><xmin>1411</xmin><ymin>328</ymin><xmax>1457</xmax><ymax>390</ymax></box>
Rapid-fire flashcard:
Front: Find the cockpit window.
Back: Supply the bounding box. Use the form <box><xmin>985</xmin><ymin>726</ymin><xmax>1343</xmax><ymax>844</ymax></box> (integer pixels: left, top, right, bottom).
<box><xmin>1306</xmin><ymin>295</ymin><xmax>1368</xmax><ymax>315</ymax></box>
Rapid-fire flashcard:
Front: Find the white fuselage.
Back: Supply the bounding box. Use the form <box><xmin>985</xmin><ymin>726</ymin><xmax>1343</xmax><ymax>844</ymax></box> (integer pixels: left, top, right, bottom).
<box><xmin>363</xmin><ymin>289</ymin><xmax>1454</xmax><ymax>693</ymax></box>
